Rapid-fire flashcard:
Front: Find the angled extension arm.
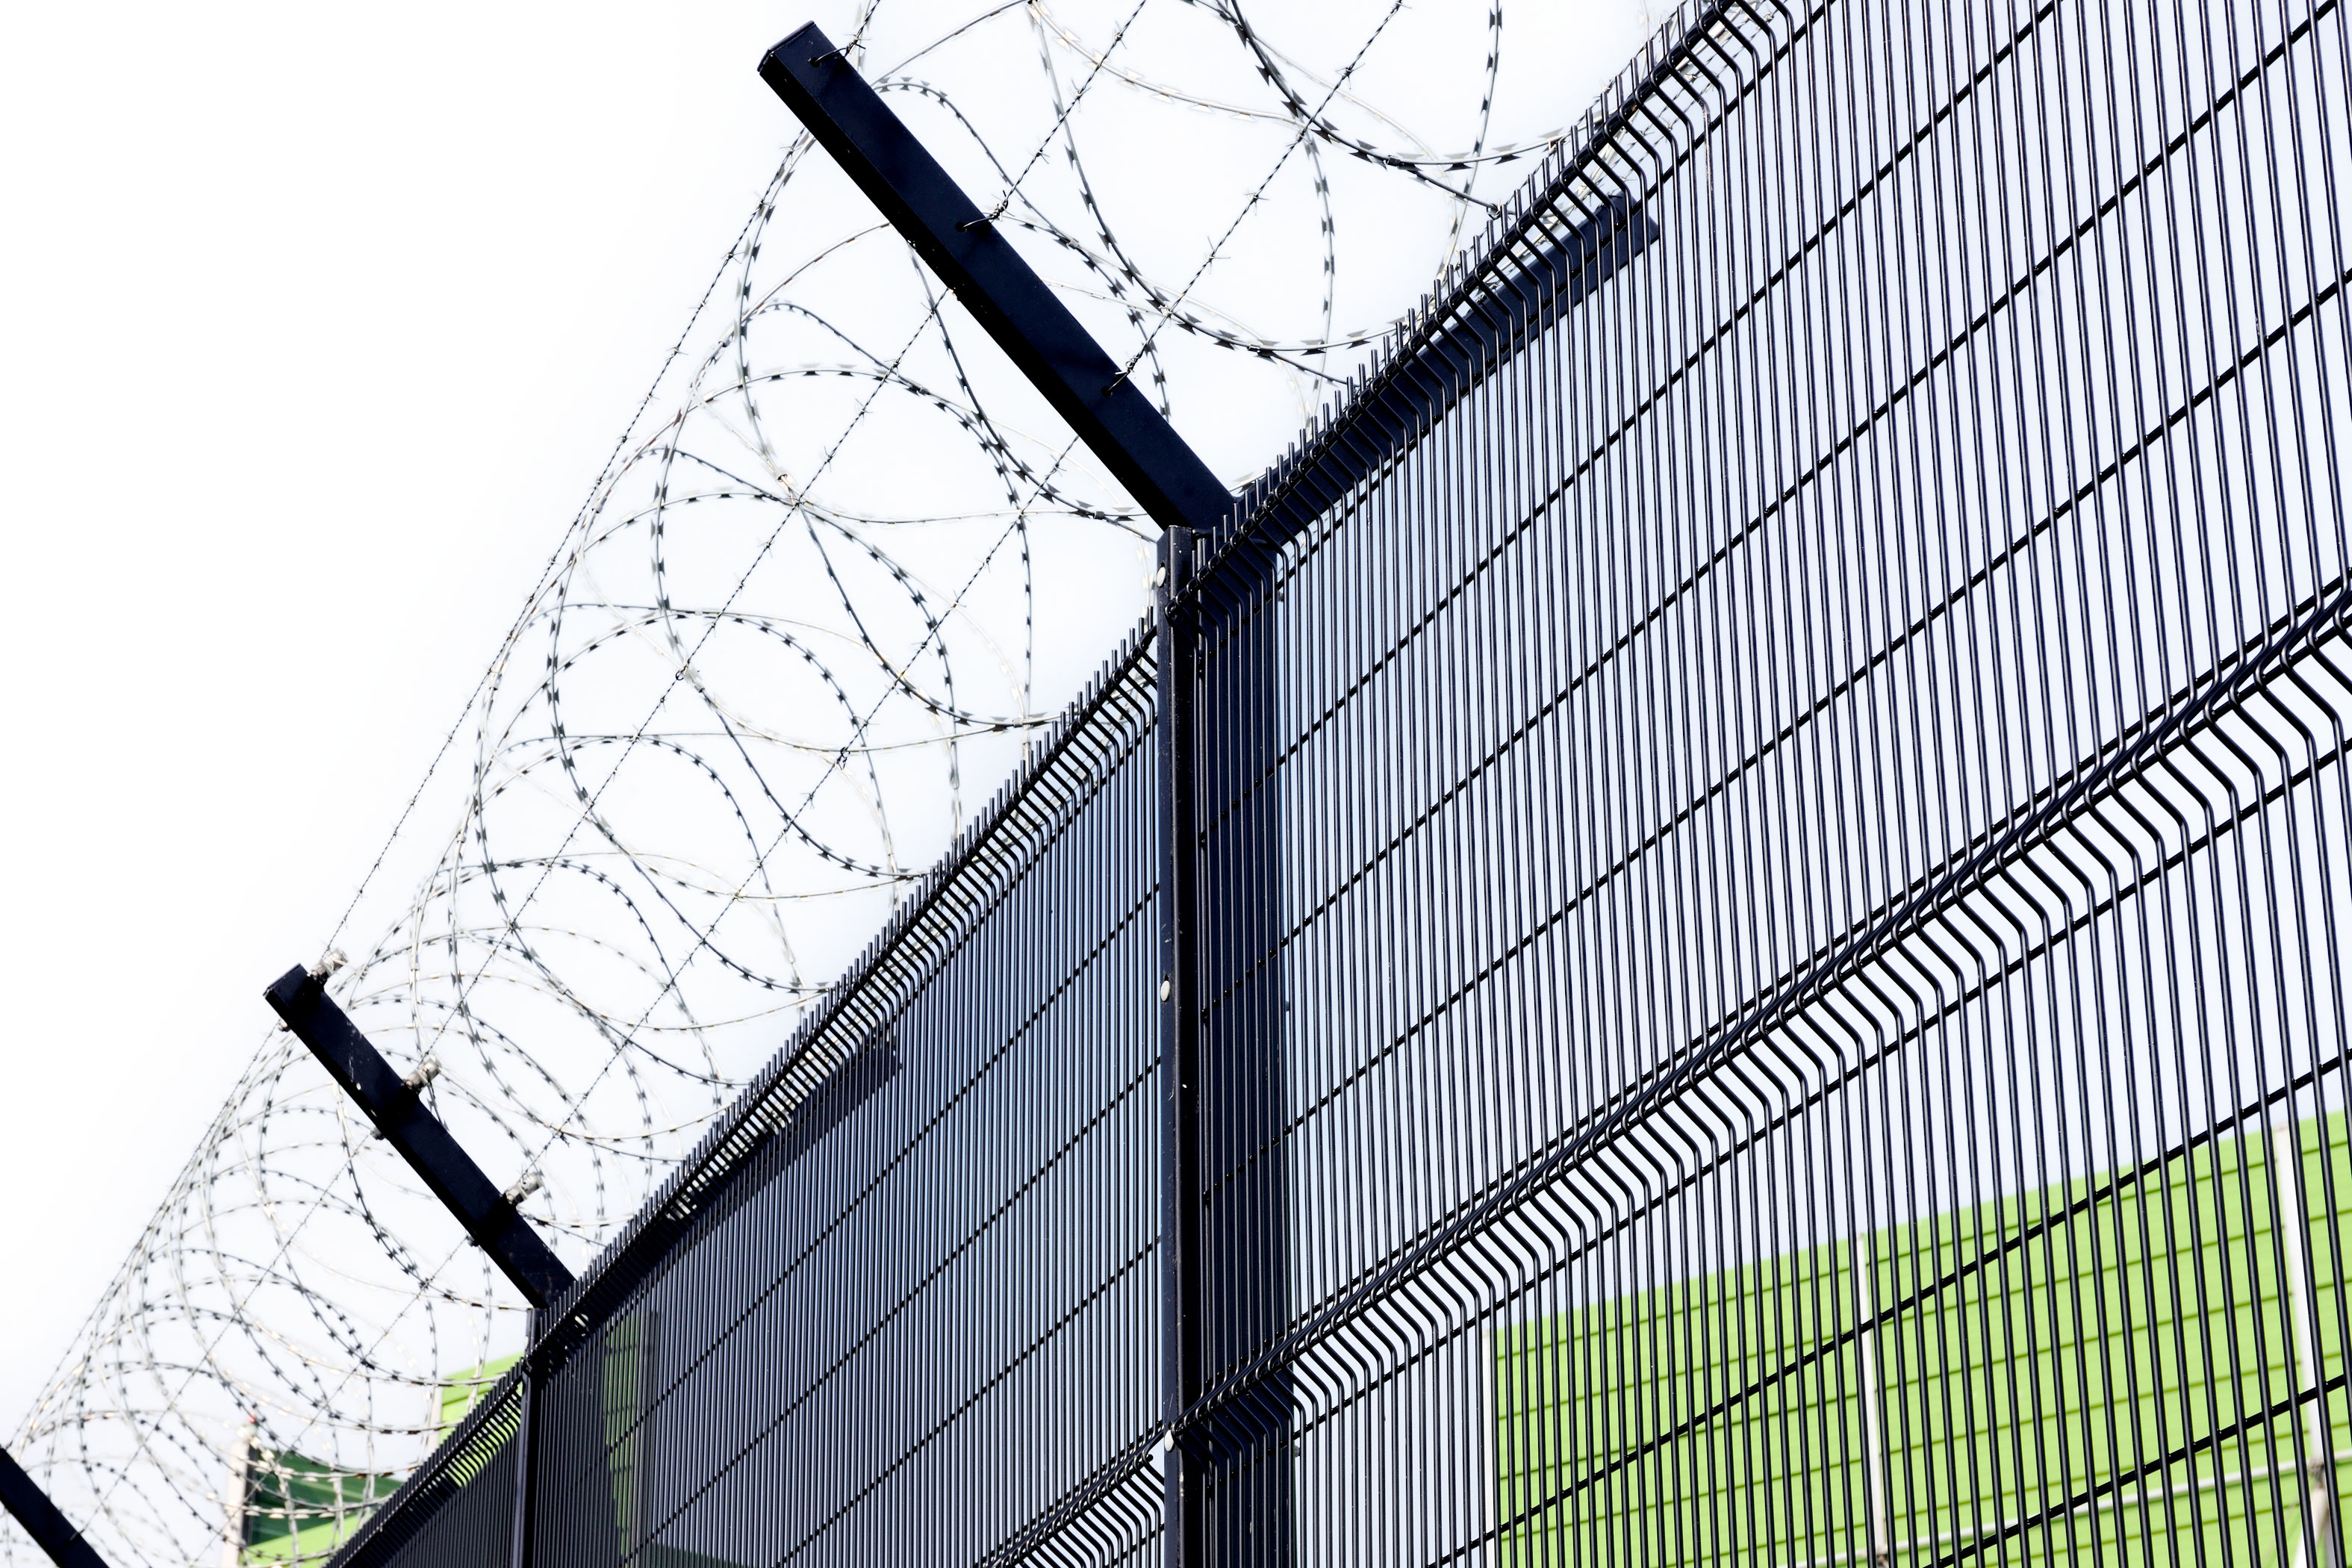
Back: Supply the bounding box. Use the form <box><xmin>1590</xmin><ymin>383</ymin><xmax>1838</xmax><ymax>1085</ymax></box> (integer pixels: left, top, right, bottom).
<box><xmin>759</xmin><ymin>23</ymin><xmax>1232</xmax><ymax>536</ymax></box>
<box><xmin>264</xmin><ymin>966</ymin><xmax>574</xmax><ymax>1311</ymax></box>
<box><xmin>0</xmin><ymin>1445</ymin><xmax>107</xmax><ymax>1568</ymax></box>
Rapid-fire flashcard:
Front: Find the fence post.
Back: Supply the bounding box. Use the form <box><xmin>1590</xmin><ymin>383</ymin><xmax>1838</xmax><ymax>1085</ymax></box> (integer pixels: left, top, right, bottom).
<box><xmin>506</xmin><ymin>1312</ymin><xmax>542</xmax><ymax>1568</ymax></box>
<box><xmin>1198</xmin><ymin>558</ymin><xmax>1296</xmax><ymax>1568</ymax></box>
<box><xmin>1157</xmin><ymin>523</ymin><xmax>1204</xmax><ymax>1568</ymax></box>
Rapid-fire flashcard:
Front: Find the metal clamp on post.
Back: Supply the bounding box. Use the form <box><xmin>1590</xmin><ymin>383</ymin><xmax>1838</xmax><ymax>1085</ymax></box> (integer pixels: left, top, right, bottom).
<box><xmin>264</xmin><ymin>965</ymin><xmax>575</xmax><ymax>1310</ymax></box>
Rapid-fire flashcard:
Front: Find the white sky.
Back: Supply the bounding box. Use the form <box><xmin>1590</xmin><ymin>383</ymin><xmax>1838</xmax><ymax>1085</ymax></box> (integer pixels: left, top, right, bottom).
<box><xmin>0</xmin><ymin>0</ymin><xmax>1662</xmax><ymax>1443</ymax></box>
<box><xmin>0</xmin><ymin>0</ymin><xmax>819</xmax><ymax>1431</ymax></box>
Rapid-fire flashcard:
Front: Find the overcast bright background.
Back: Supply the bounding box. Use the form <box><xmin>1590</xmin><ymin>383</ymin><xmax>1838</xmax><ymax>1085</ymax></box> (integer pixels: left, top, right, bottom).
<box><xmin>0</xmin><ymin>1</ymin><xmax>827</xmax><ymax>1430</ymax></box>
<box><xmin>0</xmin><ymin>0</ymin><xmax>1662</xmax><ymax>1440</ymax></box>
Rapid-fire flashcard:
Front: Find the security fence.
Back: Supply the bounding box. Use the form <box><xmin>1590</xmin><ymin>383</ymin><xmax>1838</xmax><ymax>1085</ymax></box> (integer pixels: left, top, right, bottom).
<box><xmin>325</xmin><ymin>0</ymin><xmax>2352</xmax><ymax>1563</ymax></box>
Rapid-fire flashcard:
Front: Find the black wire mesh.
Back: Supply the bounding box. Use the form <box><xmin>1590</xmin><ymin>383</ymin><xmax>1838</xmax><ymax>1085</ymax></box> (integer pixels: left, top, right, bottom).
<box><xmin>329</xmin><ymin>0</ymin><xmax>2352</xmax><ymax>1562</ymax></box>
<box><xmin>329</xmin><ymin>1382</ymin><xmax>522</xmax><ymax>1568</ymax></box>
<box><xmin>1183</xmin><ymin>0</ymin><xmax>2352</xmax><ymax>1561</ymax></box>
<box><xmin>338</xmin><ymin>624</ymin><xmax>1166</xmax><ymax>1568</ymax></box>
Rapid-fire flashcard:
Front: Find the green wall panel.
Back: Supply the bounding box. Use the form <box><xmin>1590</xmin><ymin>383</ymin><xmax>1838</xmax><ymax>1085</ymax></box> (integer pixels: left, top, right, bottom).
<box><xmin>1498</xmin><ymin>1116</ymin><xmax>2352</xmax><ymax>1566</ymax></box>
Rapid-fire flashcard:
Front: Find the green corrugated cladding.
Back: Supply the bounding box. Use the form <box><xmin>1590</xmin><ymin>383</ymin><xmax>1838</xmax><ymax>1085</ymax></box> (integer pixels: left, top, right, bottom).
<box><xmin>438</xmin><ymin>1353</ymin><xmax>521</xmax><ymax>1443</ymax></box>
<box><xmin>237</xmin><ymin>1450</ymin><xmax>402</xmax><ymax>1564</ymax></box>
<box><xmin>237</xmin><ymin>1353</ymin><xmax>520</xmax><ymax>1565</ymax></box>
<box><xmin>1496</xmin><ymin>1115</ymin><xmax>2352</xmax><ymax>1565</ymax></box>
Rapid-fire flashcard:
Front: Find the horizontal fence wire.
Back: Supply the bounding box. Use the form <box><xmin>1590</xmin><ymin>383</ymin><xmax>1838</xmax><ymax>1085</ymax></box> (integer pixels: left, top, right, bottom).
<box><xmin>323</xmin><ymin>0</ymin><xmax>2352</xmax><ymax>1562</ymax></box>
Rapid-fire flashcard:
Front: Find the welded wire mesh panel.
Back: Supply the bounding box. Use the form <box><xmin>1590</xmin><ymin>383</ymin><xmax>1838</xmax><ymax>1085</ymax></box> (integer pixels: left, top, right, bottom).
<box><xmin>368</xmin><ymin>1442</ymin><xmax>516</xmax><ymax>1568</ymax></box>
<box><xmin>344</xmin><ymin>1384</ymin><xmax>521</xmax><ymax>1568</ymax></box>
<box><xmin>1181</xmin><ymin>0</ymin><xmax>2352</xmax><ymax>1561</ymax></box>
<box><xmin>492</xmin><ymin>635</ymin><xmax>1168</xmax><ymax>1568</ymax></box>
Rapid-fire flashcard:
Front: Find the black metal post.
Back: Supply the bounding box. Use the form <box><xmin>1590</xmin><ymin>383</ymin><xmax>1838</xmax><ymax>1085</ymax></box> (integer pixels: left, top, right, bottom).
<box><xmin>757</xmin><ymin>24</ymin><xmax>1230</xmax><ymax>538</ymax></box>
<box><xmin>506</xmin><ymin>1311</ymin><xmax>542</xmax><ymax>1568</ymax></box>
<box><xmin>1194</xmin><ymin>576</ymin><xmax>1294</xmax><ymax>1567</ymax></box>
<box><xmin>264</xmin><ymin>965</ymin><xmax>574</xmax><ymax>1310</ymax></box>
<box><xmin>0</xmin><ymin>1446</ymin><xmax>107</xmax><ymax>1568</ymax></box>
<box><xmin>1156</xmin><ymin>524</ymin><xmax>1204</xmax><ymax>1568</ymax></box>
